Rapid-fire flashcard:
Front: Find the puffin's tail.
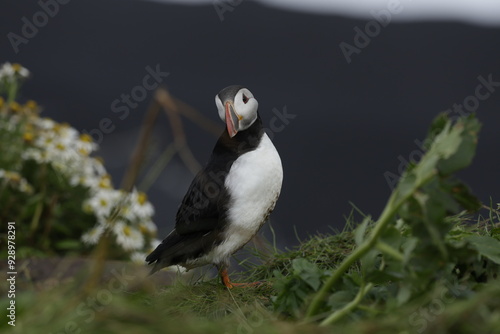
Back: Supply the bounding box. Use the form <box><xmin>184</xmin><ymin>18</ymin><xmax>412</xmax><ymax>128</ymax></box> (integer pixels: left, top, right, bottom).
<box><xmin>146</xmin><ymin>228</ymin><xmax>219</xmax><ymax>275</ymax></box>
<box><xmin>145</xmin><ymin>230</ymin><xmax>179</xmax><ymax>275</ymax></box>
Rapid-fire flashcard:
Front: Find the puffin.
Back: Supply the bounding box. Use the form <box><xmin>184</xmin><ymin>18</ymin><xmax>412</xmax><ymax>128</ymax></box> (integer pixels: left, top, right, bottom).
<box><xmin>146</xmin><ymin>85</ymin><xmax>283</xmax><ymax>288</ymax></box>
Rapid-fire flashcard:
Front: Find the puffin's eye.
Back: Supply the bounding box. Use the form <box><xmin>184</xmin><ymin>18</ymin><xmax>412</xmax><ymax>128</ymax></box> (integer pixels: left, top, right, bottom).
<box><xmin>242</xmin><ymin>94</ymin><xmax>249</xmax><ymax>104</ymax></box>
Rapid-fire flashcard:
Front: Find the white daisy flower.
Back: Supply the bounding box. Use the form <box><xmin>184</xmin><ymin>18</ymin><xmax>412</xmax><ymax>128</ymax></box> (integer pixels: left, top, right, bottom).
<box><xmin>76</xmin><ymin>134</ymin><xmax>97</xmax><ymax>156</ymax></box>
<box><xmin>84</xmin><ymin>188</ymin><xmax>122</xmax><ymax>220</ymax></box>
<box><xmin>70</xmin><ymin>158</ymin><xmax>106</xmax><ymax>188</ymax></box>
<box><xmin>138</xmin><ymin>220</ymin><xmax>158</xmax><ymax>236</ymax></box>
<box><xmin>33</xmin><ymin>130</ymin><xmax>56</xmax><ymax>149</ymax></box>
<box><xmin>21</xmin><ymin>148</ymin><xmax>48</xmax><ymax>163</ymax></box>
<box><xmin>0</xmin><ymin>63</ymin><xmax>29</xmax><ymax>80</ymax></box>
<box><xmin>36</xmin><ymin>117</ymin><xmax>56</xmax><ymax>130</ymax></box>
<box><xmin>82</xmin><ymin>224</ymin><xmax>105</xmax><ymax>245</ymax></box>
<box><xmin>129</xmin><ymin>189</ymin><xmax>155</xmax><ymax>220</ymax></box>
<box><xmin>0</xmin><ymin>63</ymin><xmax>15</xmax><ymax>78</ymax></box>
<box><xmin>118</xmin><ymin>202</ymin><xmax>134</xmax><ymax>221</ymax></box>
<box><xmin>13</xmin><ymin>63</ymin><xmax>29</xmax><ymax>78</ymax></box>
<box><xmin>50</xmin><ymin>140</ymin><xmax>79</xmax><ymax>164</ymax></box>
<box><xmin>113</xmin><ymin>221</ymin><xmax>144</xmax><ymax>251</ymax></box>
<box><xmin>53</xmin><ymin>124</ymin><xmax>79</xmax><ymax>147</ymax></box>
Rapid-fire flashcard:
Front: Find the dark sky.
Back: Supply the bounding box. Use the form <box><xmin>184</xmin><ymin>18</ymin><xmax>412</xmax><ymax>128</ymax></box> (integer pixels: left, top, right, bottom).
<box><xmin>1</xmin><ymin>0</ymin><xmax>499</xmax><ymax>247</ymax></box>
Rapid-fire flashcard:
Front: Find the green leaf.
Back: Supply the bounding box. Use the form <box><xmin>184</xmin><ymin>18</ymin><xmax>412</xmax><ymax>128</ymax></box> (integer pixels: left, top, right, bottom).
<box><xmin>292</xmin><ymin>258</ymin><xmax>323</xmax><ymax>291</ymax></box>
<box><xmin>396</xmin><ymin>284</ymin><xmax>412</xmax><ymax>305</ymax></box>
<box><xmin>437</xmin><ymin>117</ymin><xmax>481</xmax><ymax>175</ymax></box>
<box><xmin>360</xmin><ymin>248</ymin><xmax>380</xmax><ymax>276</ymax></box>
<box><xmin>354</xmin><ymin>216</ymin><xmax>371</xmax><ymax>246</ymax></box>
<box><xmin>425</xmin><ymin>113</ymin><xmax>449</xmax><ymax>145</ymax></box>
<box><xmin>465</xmin><ymin>235</ymin><xmax>500</xmax><ymax>264</ymax></box>
<box><xmin>327</xmin><ymin>290</ymin><xmax>353</xmax><ymax>310</ymax></box>
<box><xmin>401</xmin><ymin>237</ymin><xmax>418</xmax><ymax>263</ymax></box>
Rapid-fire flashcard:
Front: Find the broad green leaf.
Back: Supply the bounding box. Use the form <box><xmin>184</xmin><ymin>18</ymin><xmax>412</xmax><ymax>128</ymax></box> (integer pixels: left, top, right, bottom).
<box><xmin>430</xmin><ymin>121</ymin><xmax>460</xmax><ymax>160</ymax></box>
<box><xmin>437</xmin><ymin>117</ymin><xmax>481</xmax><ymax>175</ymax></box>
<box><xmin>292</xmin><ymin>258</ymin><xmax>323</xmax><ymax>291</ymax></box>
<box><xmin>413</xmin><ymin>154</ymin><xmax>439</xmax><ymax>185</ymax></box>
<box><xmin>465</xmin><ymin>235</ymin><xmax>500</xmax><ymax>264</ymax></box>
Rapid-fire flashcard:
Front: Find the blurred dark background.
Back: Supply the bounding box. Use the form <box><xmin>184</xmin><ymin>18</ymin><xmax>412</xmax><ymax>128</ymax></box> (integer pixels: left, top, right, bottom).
<box><xmin>1</xmin><ymin>0</ymin><xmax>499</xmax><ymax>248</ymax></box>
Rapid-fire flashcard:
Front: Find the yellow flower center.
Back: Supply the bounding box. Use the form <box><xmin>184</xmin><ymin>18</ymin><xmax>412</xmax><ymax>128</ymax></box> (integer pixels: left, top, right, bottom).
<box><xmin>23</xmin><ymin>132</ymin><xmax>34</xmax><ymax>142</ymax></box>
<box><xmin>9</xmin><ymin>102</ymin><xmax>21</xmax><ymax>112</ymax></box>
<box><xmin>138</xmin><ymin>192</ymin><xmax>147</xmax><ymax>205</ymax></box>
<box><xmin>78</xmin><ymin>148</ymin><xmax>89</xmax><ymax>156</ymax></box>
<box><xmin>99</xmin><ymin>174</ymin><xmax>112</xmax><ymax>188</ymax></box>
<box><xmin>80</xmin><ymin>133</ymin><xmax>93</xmax><ymax>143</ymax></box>
<box><xmin>25</xmin><ymin>100</ymin><xmax>37</xmax><ymax>110</ymax></box>
<box><xmin>12</xmin><ymin>63</ymin><xmax>23</xmax><ymax>72</ymax></box>
<box><xmin>99</xmin><ymin>199</ymin><xmax>108</xmax><ymax>207</ymax></box>
<box><xmin>56</xmin><ymin>143</ymin><xmax>66</xmax><ymax>151</ymax></box>
<box><xmin>123</xmin><ymin>226</ymin><xmax>131</xmax><ymax>236</ymax></box>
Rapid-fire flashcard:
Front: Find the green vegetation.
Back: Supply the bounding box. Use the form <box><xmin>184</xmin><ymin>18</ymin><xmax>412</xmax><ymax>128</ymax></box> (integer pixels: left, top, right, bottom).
<box><xmin>2</xmin><ymin>65</ymin><xmax>500</xmax><ymax>333</ymax></box>
<box><xmin>2</xmin><ymin>210</ymin><xmax>500</xmax><ymax>333</ymax></box>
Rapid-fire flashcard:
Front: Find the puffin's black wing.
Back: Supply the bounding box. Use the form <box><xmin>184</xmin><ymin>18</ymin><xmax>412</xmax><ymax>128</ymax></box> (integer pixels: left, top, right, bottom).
<box><xmin>174</xmin><ymin>165</ymin><xmax>230</xmax><ymax>235</ymax></box>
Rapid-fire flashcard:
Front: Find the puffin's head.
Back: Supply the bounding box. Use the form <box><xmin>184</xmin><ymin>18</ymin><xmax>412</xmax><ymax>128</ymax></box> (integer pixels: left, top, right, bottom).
<box><xmin>215</xmin><ymin>85</ymin><xmax>259</xmax><ymax>138</ymax></box>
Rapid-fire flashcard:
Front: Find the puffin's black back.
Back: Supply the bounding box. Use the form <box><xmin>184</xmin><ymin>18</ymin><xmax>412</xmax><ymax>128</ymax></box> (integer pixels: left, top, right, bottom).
<box><xmin>146</xmin><ymin>115</ymin><xmax>264</xmax><ymax>273</ymax></box>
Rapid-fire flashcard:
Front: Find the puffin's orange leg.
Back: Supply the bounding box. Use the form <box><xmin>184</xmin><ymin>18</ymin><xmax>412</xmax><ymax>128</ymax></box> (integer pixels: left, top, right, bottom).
<box><xmin>219</xmin><ymin>267</ymin><xmax>234</xmax><ymax>289</ymax></box>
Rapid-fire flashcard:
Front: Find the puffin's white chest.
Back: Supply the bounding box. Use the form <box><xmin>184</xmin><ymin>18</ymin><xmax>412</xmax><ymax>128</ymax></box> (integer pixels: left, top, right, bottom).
<box><xmin>225</xmin><ymin>133</ymin><xmax>283</xmax><ymax>226</ymax></box>
<box><xmin>216</xmin><ymin>133</ymin><xmax>283</xmax><ymax>261</ymax></box>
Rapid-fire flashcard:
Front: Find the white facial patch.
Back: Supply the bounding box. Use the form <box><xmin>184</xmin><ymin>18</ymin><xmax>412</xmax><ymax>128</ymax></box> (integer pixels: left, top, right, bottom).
<box><xmin>215</xmin><ymin>87</ymin><xmax>259</xmax><ymax>132</ymax></box>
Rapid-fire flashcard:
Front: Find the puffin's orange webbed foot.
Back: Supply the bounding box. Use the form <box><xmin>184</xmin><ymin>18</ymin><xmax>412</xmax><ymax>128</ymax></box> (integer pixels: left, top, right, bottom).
<box><xmin>219</xmin><ymin>267</ymin><xmax>263</xmax><ymax>289</ymax></box>
<box><xmin>229</xmin><ymin>281</ymin><xmax>264</xmax><ymax>288</ymax></box>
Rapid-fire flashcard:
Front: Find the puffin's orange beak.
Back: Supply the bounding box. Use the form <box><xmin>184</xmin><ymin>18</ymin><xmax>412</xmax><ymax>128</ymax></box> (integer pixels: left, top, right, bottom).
<box><xmin>225</xmin><ymin>101</ymin><xmax>239</xmax><ymax>138</ymax></box>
